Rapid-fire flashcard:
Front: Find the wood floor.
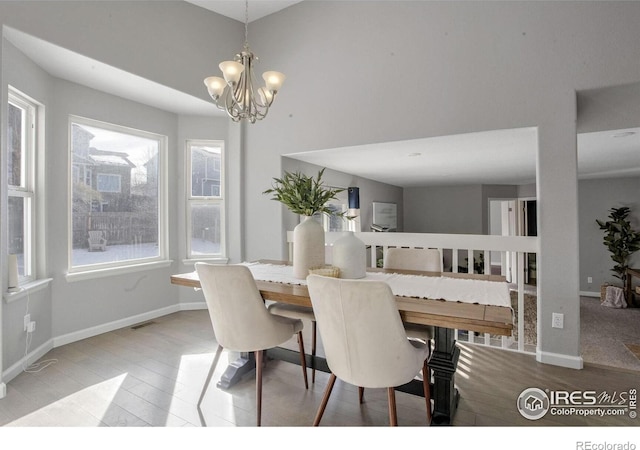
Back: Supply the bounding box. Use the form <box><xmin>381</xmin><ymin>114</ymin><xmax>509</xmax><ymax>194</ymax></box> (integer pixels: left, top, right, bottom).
<box><xmin>1</xmin><ymin>310</ymin><xmax>638</xmax><ymax>430</ymax></box>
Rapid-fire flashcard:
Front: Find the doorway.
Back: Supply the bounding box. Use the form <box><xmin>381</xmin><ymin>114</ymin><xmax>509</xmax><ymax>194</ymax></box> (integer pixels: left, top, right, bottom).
<box><xmin>489</xmin><ymin>198</ymin><xmax>537</xmax><ymax>284</ymax></box>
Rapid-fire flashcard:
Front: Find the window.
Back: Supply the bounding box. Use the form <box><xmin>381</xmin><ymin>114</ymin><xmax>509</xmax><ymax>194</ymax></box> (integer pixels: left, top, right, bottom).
<box><xmin>7</xmin><ymin>88</ymin><xmax>39</xmax><ymax>284</ymax></box>
<box><xmin>69</xmin><ymin>116</ymin><xmax>167</xmax><ymax>271</ymax></box>
<box><xmin>97</xmin><ymin>173</ymin><xmax>121</xmax><ymax>193</ymax></box>
<box><xmin>186</xmin><ymin>140</ymin><xmax>224</xmax><ymax>258</ymax></box>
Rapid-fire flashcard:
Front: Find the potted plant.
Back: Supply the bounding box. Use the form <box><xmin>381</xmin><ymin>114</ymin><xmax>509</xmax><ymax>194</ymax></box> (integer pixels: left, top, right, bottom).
<box><xmin>596</xmin><ymin>206</ymin><xmax>640</xmax><ymax>306</ymax></box>
<box><xmin>264</xmin><ymin>168</ymin><xmax>344</xmax><ymax>278</ymax></box>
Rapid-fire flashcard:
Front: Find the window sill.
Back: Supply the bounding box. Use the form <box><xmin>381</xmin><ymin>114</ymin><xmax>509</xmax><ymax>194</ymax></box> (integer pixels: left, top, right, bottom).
<box><xmin>181</xmin><ymin>257</ymin><xmax>229</xmax><ymax>266</ymax></box>
<box><xmin>4</xmin><ymin>278</ymin><xmax>53</xmax><ymax>304</ymax></box>
<box><xmin>65</xmin><ymin>260</ymin><xmax>174</xmax><ymax>283</ymax></box>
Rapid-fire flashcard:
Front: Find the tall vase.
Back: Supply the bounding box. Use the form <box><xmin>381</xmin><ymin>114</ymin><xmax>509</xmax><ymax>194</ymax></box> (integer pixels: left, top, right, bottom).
<box><xmin>332</xmin><ymin>231</ymin><xmax>366</xmax><ymax>279</ymax></box>
<box><xmin>293</xmin><ymin>216</ymin><xmax>325</xmax><ymax>279</ymax></box>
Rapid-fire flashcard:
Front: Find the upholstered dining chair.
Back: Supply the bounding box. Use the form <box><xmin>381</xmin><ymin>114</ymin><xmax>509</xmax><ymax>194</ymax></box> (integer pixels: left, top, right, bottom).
<box><xmin>384</xmin><ymin>247</ymin><xmax>443</xmax><ymax>273</ymax></box>
<box><xmin>307</xmin><ymin>274</ymin><xmax>432</xmax><ymax>426</ymax></box>
<box><xmin>267</xmin><ymin>303</ymin><xmax>317</xmax><ymax>383</ymax></box>
<box><xmin>195</xmin><ymin>263</ymin><xmax>309</xmax><ymax>426</ymax></box>
<box><xmin>383</xmin><ymin>247</ymin><xmax>441</xmax><ymax>343</ymax></box>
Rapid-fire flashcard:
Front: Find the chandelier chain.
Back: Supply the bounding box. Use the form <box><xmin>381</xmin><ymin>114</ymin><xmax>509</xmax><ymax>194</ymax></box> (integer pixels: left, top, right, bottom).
<box><xmin>244</xmin><ymin>0</ymin><xmax>249</xmax><ymax>48</ymax></box>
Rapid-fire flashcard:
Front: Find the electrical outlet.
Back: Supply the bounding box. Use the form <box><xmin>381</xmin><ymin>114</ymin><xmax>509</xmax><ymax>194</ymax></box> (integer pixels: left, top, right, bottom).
<box><xmin>552</xmin><ymin>313</ymin><xmax>564</xmax><ymax>329</ymax></box>
<box><xmin>587</xmin><ymin>276</ymin><xmax>593</xmax><ymax>284</ymax></box>
<box><xmin>24</xmin><ymin>314</ymin><xmax>31</xmax><ymax>332</ymax></box>
<box><xmin>27</xmin><ymin>321</ymin><xmax>36</xmax><ymax>333</ymax></box>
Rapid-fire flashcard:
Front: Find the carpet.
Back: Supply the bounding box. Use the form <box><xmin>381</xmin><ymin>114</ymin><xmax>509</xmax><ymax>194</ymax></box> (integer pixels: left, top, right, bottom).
<box><xmin>509</xmin><ymin>290</ymin><xmax>537</xmax><ymax>346</ymax></box>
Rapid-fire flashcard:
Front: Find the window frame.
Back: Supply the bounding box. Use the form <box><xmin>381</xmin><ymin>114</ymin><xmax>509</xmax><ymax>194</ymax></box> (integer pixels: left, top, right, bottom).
<box><xmin>185</xmin><ymin>139</ymin><xmax>225</xmax><ymax>260</ymax></box>
<box><xmin>67</xmin><ymin>115</ymin><xmax>169</xmax><ymax>275</ymax></box>
<box><xmin>7</xmin><ymin>87</ymin><xmax>38</xmax><ymax>285</ymax></box>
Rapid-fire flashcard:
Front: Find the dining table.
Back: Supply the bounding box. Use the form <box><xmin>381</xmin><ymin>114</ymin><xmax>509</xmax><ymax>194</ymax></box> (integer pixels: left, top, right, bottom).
<box><xmin>170</xmin><ymin>260</ymin><xmax>513</xmax><ymax>426</ymax></box>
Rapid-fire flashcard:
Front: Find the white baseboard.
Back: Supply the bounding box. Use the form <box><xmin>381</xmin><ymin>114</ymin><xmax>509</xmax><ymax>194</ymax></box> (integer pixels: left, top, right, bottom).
<box><xmin>179</xmin><ymin>301</ymin><xmax>207</xmax><ymax>311</ymax></box>
<box><xmin>580</xmin><ymin>290</ymin><xmax>600</xmax><ymax>298</ymax></box>
<box><xmin>53</xmin><ymin>304</ymin><xmax>183</xmax><ymax>347</ymax></box>
<box><xmin>2</xmin><ymin>302</ymin><xmax>209</xmax><ymax>385</ymax></box>
<box><xmin>3</xmin><ymin>339</ymin><xmax>54</xmax><ymax>383</ymax></box>
<box><xmin>537</xmin><ymin>349</ymin><xmax>584</xmax><ymax>369</ymax></box>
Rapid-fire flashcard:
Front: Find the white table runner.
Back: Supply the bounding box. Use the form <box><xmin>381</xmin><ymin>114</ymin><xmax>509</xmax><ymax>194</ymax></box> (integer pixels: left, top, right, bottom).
<box><xmin>242</xmin><ymin>262</ymin><xmax>511</xmax><ymax>308</ymax></box>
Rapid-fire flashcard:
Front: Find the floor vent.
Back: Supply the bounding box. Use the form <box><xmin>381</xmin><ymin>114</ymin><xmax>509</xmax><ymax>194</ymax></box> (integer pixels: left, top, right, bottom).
<box><xmin>131</xmin><ymin>321</ymin><xmax>156</xmax><ymax>330</ymax></box>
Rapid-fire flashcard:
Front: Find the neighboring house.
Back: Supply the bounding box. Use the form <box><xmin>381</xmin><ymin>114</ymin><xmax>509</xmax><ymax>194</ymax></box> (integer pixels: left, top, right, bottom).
<box><xmin>191</xmin><ymin>147</ymin><xmax>221</xmax><ymax>197</ymax></box>
<box><xmin>71</xmin><ymin>124</ymin><xmax>135</xmax><ymax>213</ymax></box>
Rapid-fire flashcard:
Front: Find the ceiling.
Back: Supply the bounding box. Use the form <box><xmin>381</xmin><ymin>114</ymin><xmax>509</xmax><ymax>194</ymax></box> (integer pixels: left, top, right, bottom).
<box><xmin>4</xmin><ymin>5</ymin><xmax>639</xmax><ymax>189</ymax></box>
<box><xmin>286</xmin><ymin>126</ymin><xmax>640</xmax><ymax>188</ymax></box>
<box><xmin>184</xmin><ymin>1</ymin><xmax>304</xmax><ymax>22</ymax></box>
<box><xmin>4</xmin><ymin>26</ymin><xmax>219</xmax><ymax>117</ymax></box>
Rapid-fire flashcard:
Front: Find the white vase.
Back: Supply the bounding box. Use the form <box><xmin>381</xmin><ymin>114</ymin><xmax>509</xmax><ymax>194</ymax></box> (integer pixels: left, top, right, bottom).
<box><xmin>332</xmin><ymin>231</ymin><xmax>366</xmax><ymax>279</ymax></box>
<box><xmin>293</xmin><ymin>216</ymin><xmax>325</xmax><ymax>279</ymax></box>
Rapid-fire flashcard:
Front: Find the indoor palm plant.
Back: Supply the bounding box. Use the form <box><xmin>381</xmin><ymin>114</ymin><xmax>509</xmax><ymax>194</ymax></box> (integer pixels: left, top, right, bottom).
<box><xmin>596</xmin><ymin>206</ymin><xmax>640</xmax><ymax>305</ymax></box>
<box><xmin>264</xmin><ymin>168</ymin><xmax>344</xmax><ymax>278</ymax></box>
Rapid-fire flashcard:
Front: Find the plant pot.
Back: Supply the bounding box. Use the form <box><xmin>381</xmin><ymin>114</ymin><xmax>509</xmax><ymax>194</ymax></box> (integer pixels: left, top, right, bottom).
<box><xmin>293</xmin><ymin>216</ymin><xmax>325</xmax><ymax>279</ymax></box>
<box><xmin>332</xmin><ymin>231</ymin><xmax>366</xmax><ymax>279</ymax></box>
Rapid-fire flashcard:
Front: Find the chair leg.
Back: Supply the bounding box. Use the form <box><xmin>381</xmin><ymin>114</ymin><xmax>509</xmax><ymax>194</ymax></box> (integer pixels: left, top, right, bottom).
<box><xmin>387</xmin><ymin>387</ymin><xmax>398</xmax><ymax>426</ymax></box>
<box><xmin>197</xmin><ymin>345</ymin><xmax>224</xmax><ymax>427</ymax></box>
<box><xmin>198</xmin><ymin>345</ymin><xmax>224</xmax><ymax>408</ymax></box>
<box><xmin>422</xmin><ymin>358</ymin><xmax>432</xmax><ymax>425</ymax></box>
<box><xmin>358</xmin><ymin>386</ymin><xmax>365</xmax><ymax>404</ymax></box>
<box><xmin>311</xmin><ymin>321</ymin><xmax>317</xmax><ymax>384</ymax></box>
<box><xmin>297</xmin><ymin>331</ymin><xmax>309</xmax><ymax>389</ymax></box>
<box><xmin>255</xmin><ymin>350</ymin><xmax>264</xmax><ymax>426</ymax></box>
<box><xmin>313</xmin><ymin>373</ymin><xmax>337</xmax><ymax>426</ymax></box>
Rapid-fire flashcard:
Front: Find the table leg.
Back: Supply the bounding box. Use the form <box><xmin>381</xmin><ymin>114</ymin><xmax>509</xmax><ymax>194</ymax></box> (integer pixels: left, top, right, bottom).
<box><xmin>216</xmin><ymin>352</ymin><xmax>255</xmax><ymax>389</ymax></box>
<box><xmin>428</xmin><ymin>326</ymin><xmax>460</xmax><ymax>426</ymax></box>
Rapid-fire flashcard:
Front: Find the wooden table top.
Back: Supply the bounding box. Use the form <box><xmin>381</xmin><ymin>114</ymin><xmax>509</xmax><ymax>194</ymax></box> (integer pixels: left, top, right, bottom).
<box><xmin>171</xmin><ymin>263</ymin><xmax>513</xmax><ymax>336</ymax></box>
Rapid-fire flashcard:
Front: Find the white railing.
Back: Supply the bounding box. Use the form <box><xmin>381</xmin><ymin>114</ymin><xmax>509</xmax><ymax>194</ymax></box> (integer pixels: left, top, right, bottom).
<box><xmin>287</xmin><ymin>231</ymin><xmax>539</xmax><ymax>353</ymax></box>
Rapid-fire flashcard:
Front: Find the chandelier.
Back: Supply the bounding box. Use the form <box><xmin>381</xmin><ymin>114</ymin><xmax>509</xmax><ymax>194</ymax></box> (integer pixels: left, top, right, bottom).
<box><xmin>204</xmin><ymin>0</ymin><xmax>285</xmax><ymax>123</ymax></box>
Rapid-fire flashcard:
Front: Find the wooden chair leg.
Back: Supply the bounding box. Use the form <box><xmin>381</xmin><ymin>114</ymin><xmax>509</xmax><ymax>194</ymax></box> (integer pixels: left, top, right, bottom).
<box><xmin>422</xmin><ymin>359</ymin><xmax>432</xmax><ymax>425</ymax></box>
<box><xmin>255</xmin><ymin>350</ymin><xmax>263</xmax><ymax>426</ymax></box>
<box><xmin>198</xmin><ymin>345</ymin><xmax>224</xmax><ymax>408</ymax></box>
<box><xmin>311</xmin><ymin>321</ymin><xmax>317</xmax><ymax>384</ymax></box>
<box><xmin>313</xmin><ymin>373</ymin><xmax>337</xmax><ymax>426</ymax></box>
<box><xmin>297</xmin><ymin>331</ymin><xmax>309</xmax><ymax>389</ymax></box>
<box><xmin>387</xmin><ymin>387</ymin><xmax>398</xmax><ymax>426</ymax></box>
<box><xmin>358</xmin><ymin>386</ymin><xmax>365</xmax><ymax>404</ymax></box>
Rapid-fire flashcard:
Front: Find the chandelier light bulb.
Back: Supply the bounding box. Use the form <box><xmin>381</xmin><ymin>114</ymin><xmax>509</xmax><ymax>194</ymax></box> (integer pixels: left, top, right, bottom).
<box><xmin>262</xmin><ymin>71</ymin><xmax>285</xmax><ymax>93</ymax></box>
<box><xmin>219</xmin><ymin>60</ymin><xmax>244</xmax><ymax>85</ymax></box>
<box><xmin>204</xmin><ymin>76</ymin><xmax>226</xmax><ymax>99</ymax></box>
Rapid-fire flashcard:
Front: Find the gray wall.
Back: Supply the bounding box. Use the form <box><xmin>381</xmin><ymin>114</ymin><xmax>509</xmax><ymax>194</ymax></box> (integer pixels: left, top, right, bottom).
<box><xmin>579</xmin><ymin>176</ymin><xmax>640</xmax><ymax>293</ymax></box>
<box><xmin>1</xmin><ymin>39</ymin><xmax>54</xmax><ymax>371</ymax></box>
<box><xmin>243</xmin><ymin>1</ymin><xmax>640</xmax><ymax>366</ymax></box>
<box><xmin>404</xmin><ymin>185</ymin><xmax>484</xmax><ymax>234</ymax></box>
<box><xmin>0</xmin><ymin>7</ymin><xmax>231</xmax><ymax>374</ymax></box>
<box><xmin>281</xmin><ymin>158</ymin><xmax>403</xmax><ymax>245</ymax></box>
<box><xmin>1</xmin><ymin>1</ymin><xmax>639</xmax><ymax>373</ymax></box>
<box><xmin>403</xmin><ymin>184</ymin><xmax>518</xmax><ymax>235</ymax></box>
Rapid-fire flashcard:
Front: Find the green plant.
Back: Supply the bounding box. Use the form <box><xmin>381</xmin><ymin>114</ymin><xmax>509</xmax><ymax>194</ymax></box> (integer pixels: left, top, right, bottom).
<box><xmin>596</xmin><ymin>206</ymin><xmax>640</xmax><ymax>287</ymax></box>
<box><xmin>263</xmin><ymin>168</ymin><xmax>344</xmax><ymax>217</ymax></box>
